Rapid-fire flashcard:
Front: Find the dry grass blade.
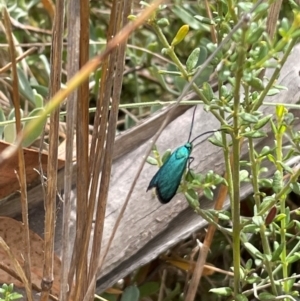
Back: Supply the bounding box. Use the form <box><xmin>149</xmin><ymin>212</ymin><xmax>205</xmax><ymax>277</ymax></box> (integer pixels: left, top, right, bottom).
<box><xmin>258</xmin><ymin>0</ymin><xmax>283</xmax><ymax>80</ymax></box>
<box><xmin>266</xmin><ymin>0</ymin><xmax>283</xmax><ymax>40</ymax></box>
<box><xmin>2</xmin><ymin>7</ymin><xmax>33</xmax><ymax>300</ymax></box>
<box><xmin>204</xmin><ymin>0</ymin><xmax>216</xmax><ymax>43</ymax></box>
<box><xmin>0</xmin><ymin>47</ymin><xmax>36</xmax><ymax>74</ymax></box>
<box><xmin>72</xmin><ymin>0</ymin><xmax>90</xmax><ymax>297</ymax></box>
<box><xmin>41</xmin><ymin>0</ymin><xmax>65</xmax><ymax>299</ymax></box>
<box><xmin>59</xmin><ymin>0</ymin><xmax>80</xmax><ymax>300</ymax></box>
<box><xmin>74</xmin><ymin>1</ymin><xmax>134</xmax><ymax>300</ymax></box>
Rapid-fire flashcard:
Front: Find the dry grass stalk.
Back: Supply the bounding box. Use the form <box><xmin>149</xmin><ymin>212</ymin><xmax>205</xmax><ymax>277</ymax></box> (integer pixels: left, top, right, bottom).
<box><xmin>71</xmin><ymin>0</ymin><xmax>91</xmax><ymax>297</ymax></box>
<box><xmin>60</xmin><ymin>0</ymin><xmax>80</xmax><ymax>300</ymax></box>
<box><xmin>42</xmin><ymin>0</ymin><xmax>65</xmax><ymax>300</ymax></box>
<box><xmin>2</xmin><ymin>7</ymin><xmax>33</xmax><ymax>301</ymax></box>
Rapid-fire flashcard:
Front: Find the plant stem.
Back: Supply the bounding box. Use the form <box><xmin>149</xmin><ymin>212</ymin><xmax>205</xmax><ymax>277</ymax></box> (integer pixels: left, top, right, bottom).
<box><xmin>276</xmin><ymin>124</ymin><xmax>289</xmax><ymax>293</ymax></box>
<box><xmin>231</xmin><ymin>25</ymin><xmax>248</xmax><ymax>296</ymax></box>
<box><xmin>227</xmin><ymin>0</ymin><xmax>238</xmax><ymax>24</ymax></box>
<box><xmin>248</xmin><ymin>137</ymin><xmax>278</xmax><ymax>295</ymax></box>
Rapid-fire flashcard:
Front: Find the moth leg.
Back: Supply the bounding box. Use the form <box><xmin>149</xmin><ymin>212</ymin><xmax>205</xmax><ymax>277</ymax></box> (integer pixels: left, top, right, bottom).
<box><xmin>188</xmin><ymin>156</ymin><xmax>194</xmax><ymax>169</ymax></box>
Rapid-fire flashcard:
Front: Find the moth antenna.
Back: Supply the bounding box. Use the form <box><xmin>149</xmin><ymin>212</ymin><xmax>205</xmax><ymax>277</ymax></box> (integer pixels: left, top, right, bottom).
<box><xmin>187</xmin><ymin>106</ymin><xmax>197</xmax><ymax>142</ymax></box>
<box><xmin>190</xmin><ymin>129</ymin><xmax>220</xmax><ymax>145</ymax></box>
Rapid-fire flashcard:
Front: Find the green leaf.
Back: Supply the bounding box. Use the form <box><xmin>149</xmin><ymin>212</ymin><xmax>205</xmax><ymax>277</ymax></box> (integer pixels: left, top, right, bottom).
<box><xmin>8</xmin><ymin>292</ymin><xmax>23</xmax><ymax>300</ymax></box>
<box><xmin>237</xmin><ymin>2</ymin><xmax>253</xmax><ymax>12</ymax></box>
<box><xmin>254</xmin><ymin>114</ymin><xmax>272</xmax><ymax>130</ymax></box>
<box><xmin>138</xmin><ymin>282</ymin><xmax>159</xmax><ymax>299</ymax></box>
<box><xmin>241</xmin><ymin>130</ymin><xmax>267</xmax><ymax>138</ymax></box>
<box><xmin>186</xmin><ymin>48</ymin><xmax>200</xmax><ymax>72</ymax></box>
<box><xmin>4</xmin><ymin>124</ymin><xmax>17</xmax><ymax>144</ymax></box>
<box><xmin>286</xmin><ymin>252</ymin><xmax>300</xmax><ymax>264</ymax></box>
<box><xmin>185</xmin><ymin>189</ymin><xmax>199</xmax><ymax>209</ymax></box>
<box><xmin>258</xmin><ymin>146</ymin><xmax>272</xmax><ymax>157</ymax></box>
<box><xmin>291</xmin><ymin>182</ymin><xmax>300</xmax><ymax>195</ymax></box>
<box><xmin>252</xmin><ymin>216</ymin><xmax>264</xmax><ymax>226</ymax></box>
<box><xmin>33</xmin><ymin>90</ymin><xmax>44</xmax><ymax>108</ymax></box>
<box><xmin>246</xmin><ymin>274</ymin><xmax>261</xmax><ymax>284</ymax></box>
<box><xmin>0</xmin><ymin>108</ymin><xmax>6</xmax><ymax>139</ymax></box>
<box><xmin>240</xmin><ymin>112</ymin><xmax>259</xmax><ymax>124</ymax></box>
<box><xmin>185</xmin><ymin>169</ymin><xmax>196</xmax><ymax>182</ymax></box>
<box><xmin>203</xmin><ymin>187</ymin><xmax>213</xmax><ymax>200</ymax></box>
<box><xmin>147</xmin><ymin>156</ymin><xmax>158</xmax><ymax>165</ymax></box>
<box><xmin>254</xmin><ymin>2</ymin><xmax>269</xmax><ymax>14</ymax></box>
<box><xmin>258</xmin><ymin>292</ymin><xmax>276</xmax><ymax>300</ymax></box>
<box><xmin>17</xmin><ymin>67</ymin><xmax>35</xmax><ymax>105</ymax></box>
<box><xmin>161</xmin><ymin>149</ymin><xmax>172</xmax><ymax>164</ymax></box>
<box><xmin>271</xmin><ymin>243</ymin><xmax>284</xmax><ymax>261</ymax></box>
<box><xmin>157</xmin><ymin>18</ymin><xmax>169</xmax><ymax>27</ymax></box>
<box><xmin>244</xmin><ymin>242</ymin><xmax>263</xmax><ymax>258</ymax></box>
<box><xmin>209</xmin><ymin>133</ymin><xmax>224</xmax><ymax>147</ymax></box>
<box><xmin>272</xmin><ymin>170</ymin><xmax>283</xmax><ymax>193</ymax></box>
<box><xmin>267</xmin><ymin>88</ymin><xmax>281</xmax><ymax>96</ymax></box>
<box><xmin>274</xmin><ymin>213</ymin><xmax>286</xmax><ymax>222</ymax></box>
<box><xmin>172</xmin><ymin>5</ymin><xmax>205</xmax><ymax>30</ymax></box>
<box><xmin>256</xmin><ymin>41</ymin><xmax>268</xmax><ymax>61</ymax></box>
<box><xmin>240</xmin><ymin>170</ymin><xmax>249</xmax><ymax>182</ymax></box>
<box><xmin>209</xmin><ymin>287</ymin><xmax>232</xmax><ymax>296</ymax></box>
<box><xmin>31</xmin><ymin>84</ymin><xmax>49</xmax><ymax>98</ymax></box>
<box><xmin>22</xmin><ymin>108</ymin><xmax>47</xmax><ymax>147</ymax></box>
<box><xmin>260</xmin><ymin>196</ymin><xmax>275</xmax><ymax>208</ymax></box>
<box><xmin>278</xmin><ymin>161</ymin><xmax>293</xmax><ymax>174</ymax></box>
<box><xmin>120</xmin><ymin>286</ymin><xmax>139</xmax><ymax>301</ymax></box>
<box><xmin>202</xmin><ymin>82</ymin><xmax>214</xmax><ymax>102</ymax></box>
<box><xmin>194</xmin><ymin>15</ymin><xmax>215</xmax><ymax>25</ymax></box>
<box><xmin>236</xmin><ymin>294</ymin><xmax>249</xmax><ymax>301</ymax></box>
<box><xmin>245</xmin><ymin>258</ymin><xmax>253</xmax><ymax>270</ymax></box>
<box><xmin>280</xmin><ymin>18</ymin><xmax>290</xmax><ymax>33</ymax></box>
<box><xmin>218</xmin><ymin>212</ymin><xmax>230</xmax><ymax>221</ymax></box>
<box><xmin>246</xmin><ymin>26</ymin><xmax>265</xmax><ymax>45</ymax></box>
<box><xmin>242</xmin><ymin>224</ymin><xmax>260</xmax><ymax>233</ymax></box>
<box><xmin>247</xmin><ymin>77</ymin><xmax>265</xmax><ymax>91</ymax></box>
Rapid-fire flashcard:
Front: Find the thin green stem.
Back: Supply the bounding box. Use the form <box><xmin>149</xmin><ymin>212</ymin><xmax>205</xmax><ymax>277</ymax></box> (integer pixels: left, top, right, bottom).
<box><xmin>227</xmin><ymin>0</ymin><xmax>238</xmax><ymax>24</ymax></box>
<box><xmin>276</xmin><ymin>128</ymin><xmax>289</xmax><ymax>293</ymax></box>
<box><xmin>248</xmin><ymin>136</ymin><xmax>278</xmax><ymax>295</ymax></box>
<box><xmin>231</xmin><ymin>24</ymin><xmax>248</xmax><ymax>296</ymax></box>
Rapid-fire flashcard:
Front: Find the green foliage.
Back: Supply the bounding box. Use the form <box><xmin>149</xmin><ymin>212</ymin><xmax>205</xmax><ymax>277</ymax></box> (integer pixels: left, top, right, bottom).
<box><xmin>143</xmin><ymin>0</ymin><xmax>300</xmax><ymax>300</ymax></box>
<box><xmin>0</xmin><ymin>284</ymin><xmax>22</xmax><ymax>301</ymax></box>
<box><xmin>120</xmin><ymin>286</ymin><xmax>139</xmax><ymax>301</ymax></box>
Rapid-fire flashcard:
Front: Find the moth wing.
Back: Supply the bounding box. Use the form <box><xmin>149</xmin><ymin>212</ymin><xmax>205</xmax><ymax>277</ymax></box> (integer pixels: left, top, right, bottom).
<box><xmin>147</xmin><ymin>150</ymin><xmax>188</xmax><ymax>204</ymax></box>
